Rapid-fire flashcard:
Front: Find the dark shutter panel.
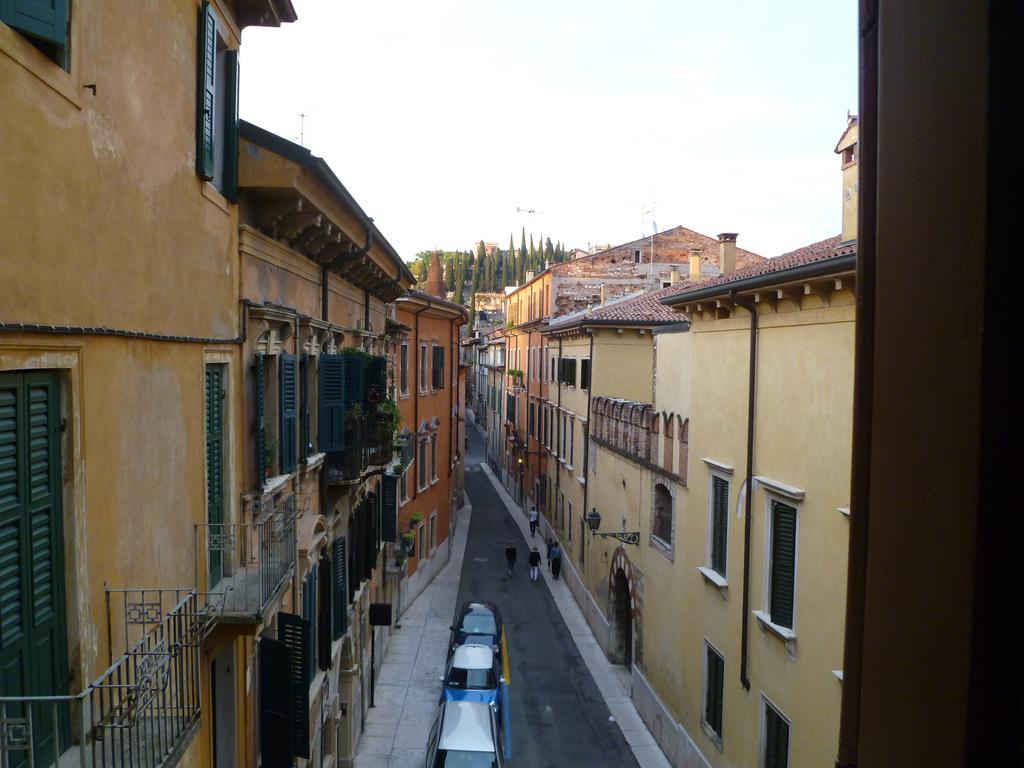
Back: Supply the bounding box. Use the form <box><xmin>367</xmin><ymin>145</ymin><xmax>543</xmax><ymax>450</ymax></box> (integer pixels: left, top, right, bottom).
<box><xmin>770</xmin><ymin>502</ymin><xmax>797</xmax><ymax>629</ymax></box>
<box><xmin>254</xmin><ymin>355</ymin><xmax>265</xmax><ymax>488</ymax></box>
<box><xmin>705</xmin><ymin>646</ymin><xmax>724</xmax><ymax>737</ymax></box>
<box><xmin>363</xmin><ymin>502</ymin><xmax>376</xmax><ymax>581</ymax></box>
<box><xmin>299</xmin><ymin>355</ymin><xmax>310</xmax><ymax>461</ymax></box>
<box><xmin>366</xmin><ymin>356</ymin><xmax>387</xmax><ymax>405</ymax></box>
<box><xmin>196</xmin><ymin>1</ymin><xmax>216</xmax><ymax>180</ymax></box>
<box><xmin>764</xmin><ymin>704</ymin><xmax>790</xmax><ymax>768</ymax></box>
<box><xmin>381</xmin><ymin>475</ymin><xmax>398</xmax><ymax>542</ymax></box>
<box><xmin>342</xmin><ymin>354</ymin><xmax>365</xmax><ymax>412</ymax></box>
<box><xmin>222</xmin><ymin>48</ymin><xmax>240</xmax><ymax>202</ymax></box>
<box><xmin>258</xmin><ymin>638</ymin><xmax>295</xmax><ymax>767</ymax></box>
<box><xmin>279</xmin><ymin>353</ymin><xmax>297</xmax><ymax>473</ymax></box>
<box><xmin>205</xmin><ymin>366</ymin><xmax>224</xmax><ymax>585</ymax></box>
<box><xmin>347</xmin><ymin>517</ymin><xmax>358</xmax><ymax>602</ymax></box>
<box><xmin>332</xmin><ymin>538</ymin><xmax>348</xmax><ymax>639</ymax></box>
<box><xmin>711</xmin><ymin>476</ymin><xmax>728</xmax><ymax>575</ymax></box>
<box><xmin>319</xmin><ymin>354</ymin><xmax>345</xmax><ymax>452</ymax></box>
<box><xmin>301</xmin><ymin>567</ymin><xmax>316</xmax><ymax>684</ymax></box>
<box><xmin>277</xmin><ymin>612</ymin><xmax>310</xmax><ymax>759</ymax></box>
<box><xmin>318</xmin><ymin>550</ymin><xmax>332</xmax><ymax>671</ymax></box>
<box><xmin>0</xmin><ymin>0</ymin><xmax>68</xmax><ymax>46</ymax></box>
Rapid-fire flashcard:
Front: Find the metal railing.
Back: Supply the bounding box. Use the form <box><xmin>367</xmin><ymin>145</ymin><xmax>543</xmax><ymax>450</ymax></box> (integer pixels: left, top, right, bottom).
<box><xmin>0</xmin><ymin>591</ymin><xmax>203</xmax><ymax>768</ymax></box>
<box><xmin>325</xmin><ymin>413</ymin><xmax>394</xmax><ymax>483</ymax></box>
<box><xmin>195</xmin><ymin>493</ymin><xmax>297</xmax><ymax>621</ymax></box>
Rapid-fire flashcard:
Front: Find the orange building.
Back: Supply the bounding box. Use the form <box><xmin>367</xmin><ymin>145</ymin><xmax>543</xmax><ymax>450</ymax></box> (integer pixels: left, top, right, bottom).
<box><xmin>392</xmin><ymin>286</ymin><xmax>467</xmax><ymax>605</ymax></box>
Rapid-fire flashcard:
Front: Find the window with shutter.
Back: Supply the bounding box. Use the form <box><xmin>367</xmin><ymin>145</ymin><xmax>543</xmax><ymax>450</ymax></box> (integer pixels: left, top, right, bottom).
<box><xmin>363</xmin><ymin>503</ymin><xmax>377</xmax><ymax>580</ymax></box>
<box><xmin>317</xmin><ymin>550</ymin><xmax>332</xmax><ymax>671</ymax></box>
<box><xmin>366</xmin><ymin>356</ymin><xmax>387</xmax><ymax>405</ymax></box>
<box><xmin>710</xmin><ymin>475</ymin><xmax>729</xmax><ymax>576</ymax></box>
<box><xmin>258</xmin><ymin>637</ymin><xmax>295</xmax><ymax>767</ymax></box>
<box><xmin>431</xmin><ymin>345</ymin><xmax>444</xmax><ymax>391</ymax></box>
<box><xmin>763</xmin><ymin>700</ymin><xmax>790</xmax><ymax>768</ymax></box>
<box><xmin>0</xmin><ymin>372</ymin><xmax>69</xmax><ymax>765</ymax></box>
<box><xmin>301</xmin><ymin>566</ymin><xmax>317</xmax><ymax>683</ymax></box>
<box><xmin>318</xmin><ymin>354</ymin><xmax>345</xmax><ymax>452</ymax></box>
<box><xmin>581</xmin><ymin>359</ymin><xmax>591</xmax><ymax>390</ymax></box>
<box><xmin>1</xmin><ymin>0</ymin><xmax>69</xmax><ymax>63</ymax></box>
<box><xmin>299</xmin><ymin>355</ymin><xmax>310</xmax><ymax>461</ymax></box>
<box><xmin>341</xmin><ymin>354</ymin><xmax>365</xmax><ymax>412</ymax></box>
<box><xmin>704</xmin><ymin>644</ymin><xmax>725</xmax><ymax>739</ymax></box>
<box><xmin>419</xmin><ymin>344</ymin><xmax>428</xmax><ymax>391</ymax></box>
<box><xmin>381</xmin><ymin>475</ymin><xmax>398</xmax><ymax>542</ymax></box>
<box><xmin>769</xmin><ymin>501</ymin><xmax>797</xmax><ymax>629</ymax></box>
<box><xmin>332</xmin><ymin>538</ymin><xmax>347</xmax><ymax>639</ymax></box>
<box><xmin>277</xmin><ymin>612</ymin><xmax>310</xmax><ymax>759</ymax></box>
<box><xmin>222</xmin><ymin>48</ymin><xmax>240</xmax><ymax>201</ymax></box>
<box><xmin>279</xmin><ymin>353</ymin><xmax>298</xmax><ymax>473</ymax></box>
<box><xmin>399</xmin><ymin>344</ymin><xmax>409</xmax><ymax>395</ymax></box>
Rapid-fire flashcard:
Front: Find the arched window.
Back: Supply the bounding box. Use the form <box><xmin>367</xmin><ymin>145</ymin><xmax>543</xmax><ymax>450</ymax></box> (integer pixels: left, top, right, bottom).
<box><xmin>652</xmin><ymin>483</ymin><xmax>673</xmax><ymax>544</ymax></box>
<box><xmin>679</xmin><ymin>418</ymin><xmax>689</xmax><ymax>486</ymax></box>
<box><xmin>663</xmin><ymin>413</ymin><xmax>675</xmax><ymax>474</ymax></box>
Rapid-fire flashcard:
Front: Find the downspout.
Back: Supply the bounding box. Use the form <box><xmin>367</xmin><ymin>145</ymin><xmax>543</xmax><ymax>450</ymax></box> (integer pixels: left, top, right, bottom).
<box><xmin>524</xmin><ymin>328</ymin><xmax>532</xmax><ymax>505</ymax></box>
<box><xmin>554</xmin><ymin>337</ymin><xmax>563</xmax><ymax>528</ymax></box>
<box><xmin>411</xmin><ymin>303</ymin><xmax>429</xmax><ymax>501</ymax></box>
<box><xmin>732</xmin><ymin>289</ymin><xmax>758</xmax><ymax>691</ymax></box>
<box><xmin>363</xmin><ymin>289</ymin><xmax>371</xmax><ymax>335</ymax></box>
<box><xmin>322</xmin><ymin>268</ymin><xmax>329</xmax><ymax>322</ymax></box>
<box><xmin>581</xmin><ymin>330</ymin><xmax>595</xmax><ymax>546</ymax></box>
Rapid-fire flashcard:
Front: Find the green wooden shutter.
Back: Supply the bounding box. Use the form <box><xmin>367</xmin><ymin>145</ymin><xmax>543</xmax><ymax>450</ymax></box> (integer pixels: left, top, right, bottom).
<box><xmin>299</xmin><ymin>355</ymin><xmax>310</xmax><ymax>461</ymax></box>
<box><xmin>196</xmin><ymin>1</ymin><xmax>216</xmax><ymax>180</ymax></box>
<box><xmin>301</xmin><ymin>566</ymin><xmax>316</xmax><ymax>684</ymax></box>
<box><xmin>258</xmin><ymin>638</ymin><xmax>295</xmax><ymax>767</ymax></box>
<box><xmin>279</xmin><ymin>353</ymin><xmax>297</xmax><ymax>473</ymax></box>
<box><xmin>711</xmin><ymin>476</ymin><xmax>729</xmax><ymax>576</ymax></box>
<box><xmin>363</xmin><ymin>500</ymin><xmax>376</xmax><ymax>581</ymax></box>
<box><xmin>381</xmin><ymin>475</ymin><xmax>398</xmax><ymax>542</ymax></box>
<box><xmin>254</xmin><ymin>354</ymin><xmax>265</xmax><ymax>487</ymax></box>
<box><xmin>319</xmin><ymin>354</ymin><xmax>345</xmax><ymax>452</ymax></box>
<box><xmin>764</xmin><ymin>703</ymin><xmax>790</xmax><ymax>768</ymax></box>
<box><xmin>222</xmin><ymin>48</ymin><xmax>240</xmax><ymax>201</ymax></box>
<box><xmin>0</xmin><ymin>0</ymin><xmax>68</xmax><ymax>46</ymax></box>
<box><xmin>0</xmin><ymin>372</ymin><xmax>69</xmax><ymax>766</ymax></box>
<box><xmin>770</xmin><ymin>502</ymin><xmax>797</xmax><ymax>629</ymax></box>
<box><xmin>205</xmin><ymin>366</ymin><xmax>224</xmax><ymax>586</ymax></box>
<box><xmin>317</xmin><ymin>550</ymin><xmax>332</xmax><ymax>671</ymax></box>
<box><xmin>332</xmin><ymin>537</ymin><xmax>347</xmax><ymax>639</ymax></box>
<box><xmin>341</xmin><ymin>354</ymin><xmax>365</xmax><ymax>412</ymax></box>
<box><xmin>277</xmin><ymin>612</ymin><xmax>310</xmax><ymax>759</ymax></box>
<box><xmin>705</xmin><ymin>646</ymin><xmax>724</xmax><ymax>737</ymax></box>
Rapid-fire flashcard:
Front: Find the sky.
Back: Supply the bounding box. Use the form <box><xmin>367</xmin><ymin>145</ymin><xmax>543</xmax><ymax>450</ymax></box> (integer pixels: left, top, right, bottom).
<box><xmin>240</xmin><ymin>0</ymin><xmax>857</xmax><ymax>261</ymax></box>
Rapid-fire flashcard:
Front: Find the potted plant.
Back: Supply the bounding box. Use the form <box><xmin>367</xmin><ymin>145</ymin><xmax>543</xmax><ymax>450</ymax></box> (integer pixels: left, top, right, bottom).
<box><xmin>401</xmin><ymin>531</ymin><xmax>416</xmax><ymax>556</ymax></box>
<box><xmin>264</xmin><ymin>438</ymin><xmax>278</xmax><ymax>479</ymax></box>
<box><xmin>409</xmin><ymin>511</ymin><xmax>424</xmax><ymax>528</ymax></box>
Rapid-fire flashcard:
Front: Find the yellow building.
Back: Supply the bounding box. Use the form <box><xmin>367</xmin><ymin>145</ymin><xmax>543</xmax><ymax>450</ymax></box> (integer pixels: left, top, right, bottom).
<box><xmin>563</xmin><ymin>132</ymin><xmax>858</xmax><ymax>768</ymax></box>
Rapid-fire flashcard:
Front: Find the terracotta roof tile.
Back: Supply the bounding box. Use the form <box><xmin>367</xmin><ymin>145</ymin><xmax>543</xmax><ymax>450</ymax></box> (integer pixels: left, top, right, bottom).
<box><xmin>547</xmin><ymin>283</ymin><xmax>692</xmax><ymax>329</ymax></box>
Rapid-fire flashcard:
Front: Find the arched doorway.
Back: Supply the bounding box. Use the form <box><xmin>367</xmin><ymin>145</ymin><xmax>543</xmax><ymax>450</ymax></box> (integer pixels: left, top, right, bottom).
<box><xmin>611</xmin><ymin>568</ymin><xmax>633</xmax><ymax>669</ymax></box>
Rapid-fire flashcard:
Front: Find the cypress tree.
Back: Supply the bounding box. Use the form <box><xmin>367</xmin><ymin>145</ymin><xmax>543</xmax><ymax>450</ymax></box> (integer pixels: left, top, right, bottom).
<box><xmin>544</xmin><ymin>237</ymin><xmax>554</xmax><ymax>268</ymax></box>
<box><xmin>507</xmin><ymin>234</ymin><xmax>515</xmax><ymax>286</ymax></box>
<box><xmin>518</xmin><ymin>228</ymin><xmax>527</xmax><ymax>285</ymax></box>
<box><xmin>453</xmin><ymin>253</ymin><xmax>465</xmax><ymax>304</ymax></box>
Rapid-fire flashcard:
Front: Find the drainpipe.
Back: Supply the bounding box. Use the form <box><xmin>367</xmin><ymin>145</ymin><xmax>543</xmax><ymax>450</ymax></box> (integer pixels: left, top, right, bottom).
<box><xmin>322</xmin><ymin>268</ymin><xmax>330</xmax><ymax>322</ymax></box>
<box><xmin>363</xmin><ymin>289</ymin><xmax>371</xmax><ymax>336</ymax></box>
<box><xmin>581</xmin><ymin>331</ymin><xmax>595</xmax><ymax>549</ymax></box>
<box><xmin>732</xmin><ymin>289</ymin><xmax>758</xmax><ymax>691</ymax></box>
<box><xmin>554</xmin><ymin>338</ymin><xmax>563</xmax><ymax>528</ymax></box>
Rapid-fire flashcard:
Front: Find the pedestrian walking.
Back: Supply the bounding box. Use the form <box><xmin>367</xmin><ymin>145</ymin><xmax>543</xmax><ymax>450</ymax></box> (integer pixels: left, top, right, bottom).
<box><xmin>505</xmin><ymin>542</ymin><xmax>517</xmax><ymax>577</ymax></box>
<box><xmin>528</xmin><ymin>506</ymin><xmax>539</xmax><ymax>537</ymax></box>
<box><xmin>550</xmin><ymin>542</ymin><xmax>563</xmax><ymax>580</ymax></box>
<box><xmin>528</xmin><ymin>546</ymin><xmax>542</xmax><ymax>581</ymax></box>
<box><xmin>546</xmin><ymin>537</ymin><xmax>554</xmax><ymax>571</ymax></box>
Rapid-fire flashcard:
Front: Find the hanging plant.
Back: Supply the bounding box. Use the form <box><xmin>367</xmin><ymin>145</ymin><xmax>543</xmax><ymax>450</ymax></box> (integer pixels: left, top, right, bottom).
<box><xmin>409</xmin><ymin>512</ymin><xmax>424</xmax><ymax>527</ymax></box>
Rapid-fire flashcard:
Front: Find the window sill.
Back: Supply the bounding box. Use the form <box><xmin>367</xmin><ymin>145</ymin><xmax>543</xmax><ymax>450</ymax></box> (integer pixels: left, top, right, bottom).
<box><xmin>752</xmin><ymin>610</ymin><xmax>797</xmax><ymax>642</ymax></box>
<box><xmin>201</xmin><ymin>181</ymin><xmax>230</xmax><ymax>214</ymax></box>
<box><xmin>833</xmin><ymin>669</ymin><xmax>844</xmax><ymax>683</ymax></box>
<box><xmin>700</xmin><ymin>722</ymin><xmax>723</xmax><ymax>752</ymax></box>
<box><xmin>303</xmin><ymin>452</ymin><xmax>326</xmax><ymax>471</ymax></box>
<box><xmin>0</xmin><ymin>25</ymin><xmax>82</xmax><ymax>109</ymax></box>
<box><xmin>837</xmin><ymin>506</ymin><xmax>850</xmax><ymax>517</ymax></box>
<box><xmin>400</xmin><ymin>392</ymin><xmax>411</xmax><ymax>400</ymax></box>
<box><xmin>263</xmin><ymin>473</ymin><xmax>292</xmax><ymax>495</ymax></box>
<box><xmin>697</xmin><ymin>566</ymin><xmax>728</xmax><ymax>591</ymax></box>
<box><xmin>576</xmin><ymin>475</ymin><xmax>586</xmax><ymax>486</ymax></box>
<box><xmin>649</xmin><ymin>535</ymin><xmax>674</xmax><ymax>562</ymax></box>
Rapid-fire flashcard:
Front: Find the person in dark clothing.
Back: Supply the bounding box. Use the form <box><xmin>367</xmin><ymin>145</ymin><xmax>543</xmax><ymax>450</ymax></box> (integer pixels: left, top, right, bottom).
<box><xmin>546</xmin><ymin>538</ymin><xmax>554</xmax><ymax>571</ymax></box>
<box><xmin>528</xmin><ymin>547</ymin><xmax>542</xmax><ymax>581</ymax></box>
<box><xmin>528</xmin><ymin>507</ymin><xmax>539</xmax><ymax>536</ymax></box>
<box><xmin>505</xmin><ymin>542</ymin><xmax>517</xmax><ymax>577</ymax></box>
<box><xmin>550</xmin><ymin>543</ymin><xmax>563</xmax><ymax>580</ymax></box>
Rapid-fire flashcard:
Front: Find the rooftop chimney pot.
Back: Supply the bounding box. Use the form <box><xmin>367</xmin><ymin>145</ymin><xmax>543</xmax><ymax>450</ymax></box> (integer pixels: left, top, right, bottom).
<box><xmin>717</xmin><ymin>234</ymin><xmax>738</xmax><ymax>275</ymax></box>
<box><xmin>689</xmin><ymin>247</ymin><xmax>703</xmax><ymax>281</ymax></box>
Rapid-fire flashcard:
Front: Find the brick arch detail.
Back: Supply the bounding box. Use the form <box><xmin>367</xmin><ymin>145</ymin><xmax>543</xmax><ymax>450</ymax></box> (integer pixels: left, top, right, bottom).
<box><xmin>610</xmin><ymin>546</ymin><xmax>638</xmax><ymax>614</ymax></box>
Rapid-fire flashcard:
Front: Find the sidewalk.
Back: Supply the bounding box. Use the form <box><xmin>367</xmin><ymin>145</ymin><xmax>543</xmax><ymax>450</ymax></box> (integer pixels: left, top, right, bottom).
<box><xmin>353</xmin><ymin>498</ymin><xmax>472</xmax><ymax>768</ymax></box>
<box><xmin>479</xmin><ymin>460</ymin><xmax>672</xmax><ymax>768</ymax></box>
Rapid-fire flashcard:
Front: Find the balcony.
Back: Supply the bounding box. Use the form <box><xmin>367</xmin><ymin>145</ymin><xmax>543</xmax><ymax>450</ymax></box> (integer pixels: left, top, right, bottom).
<box><xmin>0</xmin><ymin>590</ymin><xmax>210</xmax><ymax>768</ymax></box>
<box><xmin>195</xmin><ymin>493</ymin><xmax>299</xmax><ymax>625</ymax></box>
<box><xmin>325</xmin><ymin>413</ymin><xmax>394</xmax><ymax>484</ymax></box>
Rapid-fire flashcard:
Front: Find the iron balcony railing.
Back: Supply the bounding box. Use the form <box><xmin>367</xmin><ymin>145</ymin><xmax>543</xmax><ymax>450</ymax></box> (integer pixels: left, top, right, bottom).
<box><xmin>0</xmin><ymin>590</ymin><xmax>209</xmax><ymax>768</ymax></box>
<box><xmin>325</xmin><ymin>413</ymin><xmax>394</xmax><ymax>484</ymax></box>
<box><xmin>195</xmin><ymin>492</ymin><xmax>298</xmax><ymax>623</ymax></box>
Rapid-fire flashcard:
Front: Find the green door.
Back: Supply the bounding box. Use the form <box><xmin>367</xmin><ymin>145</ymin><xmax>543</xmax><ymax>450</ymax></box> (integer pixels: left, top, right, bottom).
<box><xmin>205</xmin><ymin>365</ymin><xmax>225</xmax><ymax>587</ymax></box>
<box><xmin>0</xmin><ymin>372</ymin><xmax>69</xmax><ymax>766</ymax></box>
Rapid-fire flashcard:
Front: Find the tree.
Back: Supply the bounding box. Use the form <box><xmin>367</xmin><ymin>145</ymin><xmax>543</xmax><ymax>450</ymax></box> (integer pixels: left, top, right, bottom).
<box><xmin>544</xmin><ymin>237</ymin><xmax>554</xmax><ymax>268</ymax></box>
<box><xmin>518</xmin><ymin>228</ymin><xmax>527</xmax><ymax>285</ymax></box>
<box><xmin>484</xmin><ymin>244</ymin><xmax>494</xmax><ymax>293</ymax></box>
<box><xmin>473</xmin><ymin>241</ymin><xmax>486</xmax><ymax>293</ymax></box>
<box><xmin>468</xmin><ymin>284</ymin><xmax>477</xmax><ymax>329</ymax></box>
<box><xmin>453</xmin><ymin>252</ymin><xmax>466</xmax><ymax>304</ymax></box>
<box><xmin>506</xmin><ymin>234</ymin><xmax>515</xmax><ymax>287</ymax></box>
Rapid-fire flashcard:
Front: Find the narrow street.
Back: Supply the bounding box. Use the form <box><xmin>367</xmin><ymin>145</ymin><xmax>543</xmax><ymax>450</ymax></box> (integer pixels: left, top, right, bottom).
<box><xmin>459</xmin><ymin>426</ymin><xmax>638</xmax><ymax>766</ymax></box>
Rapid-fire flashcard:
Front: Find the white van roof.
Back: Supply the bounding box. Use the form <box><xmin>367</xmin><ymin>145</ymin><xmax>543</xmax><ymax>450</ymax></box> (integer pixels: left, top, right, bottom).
<box><xmin>439</xmin><ymin>701</ymin><xmax>495</xmax><ymax>752</ymax></box>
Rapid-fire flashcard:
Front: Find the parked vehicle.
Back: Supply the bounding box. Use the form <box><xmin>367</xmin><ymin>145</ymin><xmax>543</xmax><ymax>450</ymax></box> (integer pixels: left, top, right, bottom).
<box><xmin>425</xmin><ymin>700</ymin><xmax>504</xmax><ymax>767</ymax></box>
<box><xmin>449</xmin><ymin>601</ymin><xmax>503</xmax><ymax>661</ymax></box>
<box><xmin>441</xmin><ymin>644</ymin><xmax>504</xmax><ymax>713</ymax></box>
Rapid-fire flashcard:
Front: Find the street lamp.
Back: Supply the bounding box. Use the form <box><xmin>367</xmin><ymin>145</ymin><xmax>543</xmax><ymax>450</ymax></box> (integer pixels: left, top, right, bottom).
<box><xmin>585</xmin><ymin>509</ymin><xmax>640</xmax><ymax>546</ymax></box>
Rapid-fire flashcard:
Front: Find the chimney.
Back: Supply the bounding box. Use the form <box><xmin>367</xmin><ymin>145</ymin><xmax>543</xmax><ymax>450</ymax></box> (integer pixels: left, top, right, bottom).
<box><xmin>718</xmin><ymin>233</ymin><xmax>738</xmax><ymax>275</ymax></box>
<box><xmin>669</xmin><ymin>268</ymin><xmax>680</xmax><ymax>285</ymax></box>
<box><xmin>424</xmin><ymin>251</ymin><xmax>445</xmax><ymax>297</ymax></box>
<box><xmin>689</xmin><ymin>247</ymin><xmax>702</xmax><ymax>280</ymax></box>
<box><xmin>600</xmin><ymin>284</ymin><xmax>607</xmax><ymax>306</ymax></box>
<box><xmin>525</xmin><ymin>270</ymin><xmax>535</xmax><ymax>282</ymax></box>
